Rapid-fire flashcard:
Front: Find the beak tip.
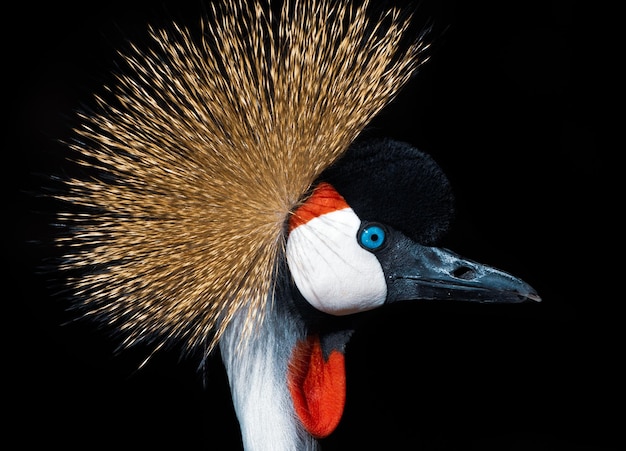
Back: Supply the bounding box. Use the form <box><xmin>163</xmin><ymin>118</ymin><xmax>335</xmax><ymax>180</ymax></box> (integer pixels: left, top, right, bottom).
<box><xmin>525</xmin><ymin>292</ymin><xmax>542</xmax><ymax>303</ymax></box>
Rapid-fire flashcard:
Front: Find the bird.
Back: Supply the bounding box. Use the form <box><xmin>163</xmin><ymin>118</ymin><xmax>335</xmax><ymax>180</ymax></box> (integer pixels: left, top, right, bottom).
<box><xmin>53</xmin><ymin>1</ymin><xmax>541</xmax><ymax>450</ymax></box>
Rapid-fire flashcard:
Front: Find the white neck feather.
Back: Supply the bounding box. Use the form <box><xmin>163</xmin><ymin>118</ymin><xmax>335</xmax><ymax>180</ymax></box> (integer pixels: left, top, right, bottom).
<box><xmin>219</xmin><ymin>299</ymin><xmax>319</xmax><ymax>451</ymax></box>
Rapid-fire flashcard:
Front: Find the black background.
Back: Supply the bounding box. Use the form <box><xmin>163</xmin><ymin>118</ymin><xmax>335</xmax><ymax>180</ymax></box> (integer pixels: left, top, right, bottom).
<box><xmin>10</xmin><ymin>1</ymin><xmax>620</xmax><ymax>450</ymax></box>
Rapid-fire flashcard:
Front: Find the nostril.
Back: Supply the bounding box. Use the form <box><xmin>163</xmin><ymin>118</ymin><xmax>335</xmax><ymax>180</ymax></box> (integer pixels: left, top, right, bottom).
<box><xmin>452</xmin><ymin>265</ymin><xmax>475</xmax><ymax>280</ymax></box>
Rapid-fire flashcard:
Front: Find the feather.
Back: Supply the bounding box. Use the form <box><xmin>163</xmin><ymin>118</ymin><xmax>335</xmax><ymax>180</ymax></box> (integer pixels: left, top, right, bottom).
<box><xmin>55</xmin><ymin>0</ymin><xmax>429</xmax><ymax>358</ymax></box>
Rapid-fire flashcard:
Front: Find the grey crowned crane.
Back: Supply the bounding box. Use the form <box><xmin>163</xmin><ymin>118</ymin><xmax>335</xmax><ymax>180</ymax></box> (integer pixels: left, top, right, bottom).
<box><xmin>55</xmin><ymin>0</ymin><xmax>540</xmax><ymax>449</ymax></box>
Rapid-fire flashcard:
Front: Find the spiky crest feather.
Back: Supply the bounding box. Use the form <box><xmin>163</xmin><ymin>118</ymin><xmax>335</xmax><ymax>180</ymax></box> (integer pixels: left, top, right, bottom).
<box><xmin>57</xmin><ymin>0</ymin><xmax>429</xmax><ymax>357</ymax></box>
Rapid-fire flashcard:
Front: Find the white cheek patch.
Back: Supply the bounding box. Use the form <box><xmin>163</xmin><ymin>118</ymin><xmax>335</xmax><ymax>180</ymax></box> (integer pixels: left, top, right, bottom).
<box><xmin>286</xmin><ymin>208</ymin><xmax>387</xmax><ymax>315</ymax></box>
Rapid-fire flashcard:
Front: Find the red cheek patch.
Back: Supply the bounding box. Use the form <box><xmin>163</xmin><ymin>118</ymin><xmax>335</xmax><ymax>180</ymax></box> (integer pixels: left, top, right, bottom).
<box><xmin>287</xmin><ymin>335</ymin><xmax>346</xmax><ymax>438</ymax></box>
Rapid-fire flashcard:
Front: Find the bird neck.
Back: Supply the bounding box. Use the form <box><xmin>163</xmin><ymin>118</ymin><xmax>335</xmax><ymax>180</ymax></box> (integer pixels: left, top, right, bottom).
<box><xmin>220</xmin><ymin>290</ymin><xmax>320</xmax><ymax>451</ymax></box>
<box><xmin>219</xmin><ymin>274</ymin><xmax>356</xmax><ymax>450</ymax></box>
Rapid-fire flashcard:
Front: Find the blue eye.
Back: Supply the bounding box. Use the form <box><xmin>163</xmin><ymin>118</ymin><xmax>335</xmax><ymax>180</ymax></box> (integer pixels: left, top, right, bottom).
<box><xmin>358</xmin><ymin>223</ymin><xmax>387</xmax><ymax>251</ymax></box>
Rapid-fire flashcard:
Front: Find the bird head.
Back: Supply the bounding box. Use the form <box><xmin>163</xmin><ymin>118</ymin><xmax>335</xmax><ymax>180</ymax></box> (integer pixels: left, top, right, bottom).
<box><xmin>287</xmin><ymin>138</ymin><xmax>539</xmax><ymax>317</ymax></box>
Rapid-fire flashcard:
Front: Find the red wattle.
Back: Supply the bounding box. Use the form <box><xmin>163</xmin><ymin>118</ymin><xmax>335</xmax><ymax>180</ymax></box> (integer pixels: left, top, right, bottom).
<box><xmin>287</xmin><ymin>335</ymin><xmax>346</xmax><ymax>438</ymax></box>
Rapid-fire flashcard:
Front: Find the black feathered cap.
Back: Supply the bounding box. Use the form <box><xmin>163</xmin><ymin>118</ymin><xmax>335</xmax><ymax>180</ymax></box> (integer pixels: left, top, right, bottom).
<box><xmin>319</xmin><ymin>138</ymin><xmax>455</xmax><ymax>246</ymax></box>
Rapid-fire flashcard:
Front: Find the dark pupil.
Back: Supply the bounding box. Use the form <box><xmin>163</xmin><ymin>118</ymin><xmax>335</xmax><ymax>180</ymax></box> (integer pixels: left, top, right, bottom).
<box><xmin>371</xmin><ymin>233</ymin><xmax>379</xmax><ymax>242</ymax></box>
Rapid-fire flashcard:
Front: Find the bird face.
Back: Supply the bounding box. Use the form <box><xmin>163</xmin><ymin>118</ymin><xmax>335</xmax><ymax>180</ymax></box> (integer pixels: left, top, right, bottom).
<box><xmin>286</xmin><ymin>139</ymin><xmax>540</xmax><ymax>317</ymax></box>
<box><xmin>287</xmin><ymin>182</ymin><xmax>539</xmax><ymax>315</ymax></box>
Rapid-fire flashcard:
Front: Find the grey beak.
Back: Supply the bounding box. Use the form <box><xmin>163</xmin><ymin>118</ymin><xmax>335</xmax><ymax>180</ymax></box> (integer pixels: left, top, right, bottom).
<box><xmin>379</xmin><ymin>233</ymin><xmax>541</xmax><ymax>305</ymax></box>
